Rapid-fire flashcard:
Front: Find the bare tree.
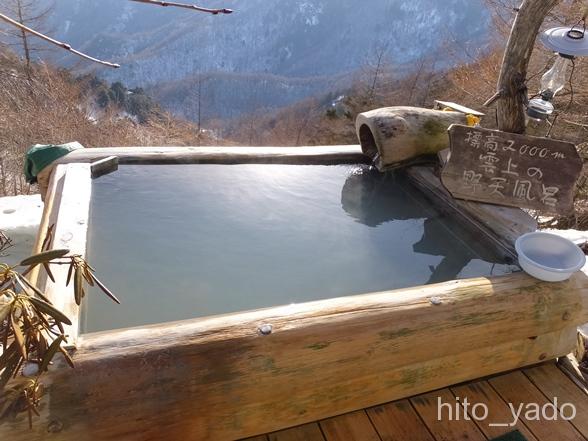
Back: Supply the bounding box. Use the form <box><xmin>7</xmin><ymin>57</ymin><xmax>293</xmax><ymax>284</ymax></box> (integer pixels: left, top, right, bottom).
<box><xmin>0</xmin><ymin>0</ymin><xmax>232</xmax><ymax>69</ymax></box>
<box><xmin>0</xmin><ymin>0</ymin><xmax>53</xmax><ymax>71</ymax></box>
<box><xmin>358</xmin><ymin>41</ymin><xmax>392</xmax><ymax>106</ymax></box>
<box><xmin>294</xmin><ymin>99</ymin><xmax>318</xmax><ymax>146</ymax></box>
<box><xmin>188</xmin><ymin>72</ymin><xmax>207</xmax><ymax>145</ymax></box>
<box><xmin>486</xmin><ymin>0</ymin><xmax>561</xmax><ymax>133</ymax></box>
<box><xmin>366</xmin><ymin>42</ymin><xmax>389</xmax><ymax>104</ymax></box>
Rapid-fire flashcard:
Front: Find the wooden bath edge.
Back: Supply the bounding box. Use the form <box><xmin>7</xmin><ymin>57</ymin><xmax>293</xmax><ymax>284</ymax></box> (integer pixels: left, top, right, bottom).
<box><xmin>6</xmin><ymin>270</ymin><xmax>588</xmax><ymax>440</ymax></box>
<box><xmin>10</xmin><ymin>146</ymin><xmax>580</xmax><ymax>441</ymax></box>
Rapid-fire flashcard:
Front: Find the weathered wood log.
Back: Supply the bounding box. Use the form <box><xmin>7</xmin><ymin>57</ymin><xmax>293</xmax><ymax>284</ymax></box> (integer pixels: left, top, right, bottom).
<box><xmin>52</xmin><ymin>145</ymin><xmax>368</xmax><ymax>166</ymax></box>
<box><xmin>2</xmin><ymin>272</ymin><xmax>587</xmax><ymax>440</ymax></box>
<box><xmin>45</xmin><ymin>164</ymin><xmax>91</xmax><ymax>345</ymax></box>
<box><xmin>355</xmin><ymin>107</ymin><xmax>470</xmax><ymax>170</ymax></box>
<box><xmin>494</xmin><ymin>0</ymin><xmax>561</xmax><ymax>133</ymax></box>
<box><xmin>36</xmin><ymin>145</ymin><xmax>370</xmax><ymax>199</ymax></box>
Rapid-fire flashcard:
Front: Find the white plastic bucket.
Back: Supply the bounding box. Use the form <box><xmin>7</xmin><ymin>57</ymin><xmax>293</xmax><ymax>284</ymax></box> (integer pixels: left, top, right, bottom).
<box><xmin>515</xmin><ymin>232</ymin><xmax>586</xmax><ymax>282</ymax></box>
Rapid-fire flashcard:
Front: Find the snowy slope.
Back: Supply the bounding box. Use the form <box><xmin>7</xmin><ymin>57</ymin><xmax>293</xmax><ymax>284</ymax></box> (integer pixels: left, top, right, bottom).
<box><xmin>47</xmin><ymin>0</ymin><xmax>490</xmax><ymax>118</ymax></box>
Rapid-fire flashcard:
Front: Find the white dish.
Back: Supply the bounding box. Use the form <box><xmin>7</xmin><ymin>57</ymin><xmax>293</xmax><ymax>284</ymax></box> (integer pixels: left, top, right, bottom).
<box><xmin>515</xmin><ymin>232</ymin><xmax>586</xmax><ymax>282</ymax></box>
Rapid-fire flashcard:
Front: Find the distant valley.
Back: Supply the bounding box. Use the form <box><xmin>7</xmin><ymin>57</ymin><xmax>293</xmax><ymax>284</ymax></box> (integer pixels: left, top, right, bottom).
<box><xmin>49</xmin><ymin>0</ymin><xmax>490</xmax><ymax>121</ymax></box>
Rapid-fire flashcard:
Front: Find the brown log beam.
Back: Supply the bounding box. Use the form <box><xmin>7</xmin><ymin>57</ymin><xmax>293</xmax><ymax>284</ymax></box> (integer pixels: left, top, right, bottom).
<box><xmin>1</xmin><ymin>271</ymin><xmax>587</xmax><ymax>439</ymax></box>
<box><xmin>495</xmin><ymin>0</ymin><xmax>561</xmax><ymax>133</ymax></box>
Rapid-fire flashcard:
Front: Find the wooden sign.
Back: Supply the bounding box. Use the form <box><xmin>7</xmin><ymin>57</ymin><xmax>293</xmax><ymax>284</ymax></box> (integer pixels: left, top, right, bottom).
<box><xmin>441</xmin><ymin>124</ymin><xmax>583</xmax><ymax>214</ymax></box>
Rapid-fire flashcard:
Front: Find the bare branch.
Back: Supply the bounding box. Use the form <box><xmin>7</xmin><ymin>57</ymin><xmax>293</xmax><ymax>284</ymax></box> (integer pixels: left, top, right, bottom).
<box><xmin>129</xmin><ymin>0</ymin><xmax>233</xmax><ymax>14</ymax></box>
<box><xmin>0</xmin><ymin>12</ymin><xmax>120</xmax><ymax>68</ymax></box>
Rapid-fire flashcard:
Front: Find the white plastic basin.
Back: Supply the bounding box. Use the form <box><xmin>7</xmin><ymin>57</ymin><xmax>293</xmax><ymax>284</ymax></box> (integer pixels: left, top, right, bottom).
<box><xmin>515</xmin><ymin>232</ymin><xmax>586</xmax><ymax>282</ymax></box>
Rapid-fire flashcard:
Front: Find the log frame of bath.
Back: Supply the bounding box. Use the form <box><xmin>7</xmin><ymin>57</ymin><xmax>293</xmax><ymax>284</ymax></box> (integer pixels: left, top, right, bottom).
<box><xmin>6</xmin><ymin>146</ymin><xmax>584</xmax><ymax>441</ymax></box>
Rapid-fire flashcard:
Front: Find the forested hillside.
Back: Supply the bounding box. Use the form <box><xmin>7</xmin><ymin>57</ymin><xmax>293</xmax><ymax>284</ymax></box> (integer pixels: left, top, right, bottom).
<box><xmin>223</xmin><ymin>1</ymin><xmax>588</xmax><ymax>151</ymax></box>
<box><xmin>0</xmin><ymin>49</ymin><xmax>214</xmax><ymax>196</ymax></box>
<box><xmin>49</xmin><ymin>0</ymin><xmax>489</xmax><ymax>120</ymax></box>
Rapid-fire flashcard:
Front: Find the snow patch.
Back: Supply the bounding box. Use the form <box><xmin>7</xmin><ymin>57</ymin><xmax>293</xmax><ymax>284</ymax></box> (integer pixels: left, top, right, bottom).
<box><xmin>298</xmin><ymin>1</ymin><xmax>323</xmax><ymax>26</ymax></box>
<box><xmin>0</xmin><ymin>195</ymin><xmax>43</xmax><ymax>231</ymax></box>
<box><xmin>0</xmin><ymin>195</ymin><xmax>43</xmax><ymax>266</ymax></box>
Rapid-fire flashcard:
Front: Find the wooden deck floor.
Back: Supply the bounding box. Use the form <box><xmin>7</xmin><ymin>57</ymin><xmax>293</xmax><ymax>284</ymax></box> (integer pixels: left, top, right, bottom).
<box><xmin>242</xmin><ymin>361</ymin><xmax>588</xmax><ymax>441</ymax></box>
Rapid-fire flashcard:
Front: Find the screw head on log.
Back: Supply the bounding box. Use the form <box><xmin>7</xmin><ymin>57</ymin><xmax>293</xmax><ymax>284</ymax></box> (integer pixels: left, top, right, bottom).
<box><xmin>258</xmin><ymin>324</ymin><xmax>273</xmax><ymax>336</ymax></box>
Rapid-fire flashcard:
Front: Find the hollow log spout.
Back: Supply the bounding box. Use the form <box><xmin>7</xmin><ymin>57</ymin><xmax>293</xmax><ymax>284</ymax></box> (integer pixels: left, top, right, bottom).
<box><xmin>355</xmin><ymin>107</ymin><xmax>469</xmax><ymax>170</ymax></box>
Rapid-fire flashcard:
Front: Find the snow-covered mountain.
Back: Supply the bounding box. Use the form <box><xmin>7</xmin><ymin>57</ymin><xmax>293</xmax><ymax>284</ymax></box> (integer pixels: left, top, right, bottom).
<box><xmin>49</xmin><ymin>0</ymin><xmax>490</xmax><ymax>119</ymax></box>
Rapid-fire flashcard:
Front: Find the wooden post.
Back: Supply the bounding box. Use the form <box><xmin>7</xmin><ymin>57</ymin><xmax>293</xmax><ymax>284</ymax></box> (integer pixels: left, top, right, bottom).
<box><xmin>494</xmin><ymin>0</ymin><xmax>560</xmax><ymax>133</ymax></box>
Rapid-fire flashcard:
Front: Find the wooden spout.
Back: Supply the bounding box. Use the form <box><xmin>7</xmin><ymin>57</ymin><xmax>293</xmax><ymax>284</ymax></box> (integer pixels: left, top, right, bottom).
<box><xmin>356</xmin><ymin>106</ymin><xmax>469</xmax><ymax>170</ymax></box>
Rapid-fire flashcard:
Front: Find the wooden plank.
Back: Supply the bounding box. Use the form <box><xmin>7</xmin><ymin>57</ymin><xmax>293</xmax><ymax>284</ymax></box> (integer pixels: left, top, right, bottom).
<box><xmin>367</xmin><ymin>400</ymin><xmax>435</xmax><ymax>441</ymax></box>
<box><xmin>558</xmin><ymin>355</ymin><xmax>588</xmax><ymax>392</ymax></box>
<box><xmin>242</xmin><ymin>436</ymin><xmax>269</xmax><ymax>441</ymax></box>
<box><xmin>410</xmin><ymin>388</ymin><xmax>487</xmax><ymax>441</ymax></box>
<box><xmin>268</xmin><ymin>423</ymin><xmax>324</xmax><ymax>441</ymax></box>
<box><xmin>320</xmin><ymin>411</ymin><xmax>380</xmax><ymax>441</ymax></box>
<box><xmin>434</xmin><ymin>100</ymin><xmax>485</xmax><ymax>117</ymax></box>
<box><xmin>524</xmin><ymin>363</ymin><xmax>588</xmax><ymax>438</ymax></box>
<box><xmin>489</xmin><ymin>370</ymin><xmax>585</xmax><ymax>441</ymax></box>
<box><xmin>451</xmin><ymin>381</ymin><xmax>538</xmax><ymax>440</ymax></box>
<box><xmin>42</xmin><ymin>163</ymin><xmax>92</xmax><ymax>345</ymax></box>
<box><xmin>408</xmin><ymin>166</ymin><xmax>537</xmax><ymax>254</ymax></box>
<box><xmin>90</xmin><ymin>155</ymin><xmax>119</xmax><ymax>179</ymax></box>
<box><xmin>441</xmin><ymin>125</ymin><xmax>582</xmax><ymax>214</ymax></box>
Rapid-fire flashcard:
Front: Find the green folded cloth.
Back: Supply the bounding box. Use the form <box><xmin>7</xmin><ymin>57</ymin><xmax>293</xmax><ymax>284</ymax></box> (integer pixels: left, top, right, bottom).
<box><xmin>24</xmin><ymin>142</ymin><xmax>84</xmax><ymax>184</ymax></box>
<box><xmin>490</xmin><ymin>430</ymin><xmax>528</xmax><ymax>441</ymax></box>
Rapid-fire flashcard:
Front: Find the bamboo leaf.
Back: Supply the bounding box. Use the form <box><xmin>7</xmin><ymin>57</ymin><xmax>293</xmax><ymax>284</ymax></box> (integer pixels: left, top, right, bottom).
<box><xmin>27</xmin><ymin>297</ymin><xmax>72</xmax><ymax>326</ymax></box>
<box><xmin>55</xmin><ymin>320</ymin><xmax>64</xmax><ymax>334</ymax></box>
<box><xmin>10</xmin><ymin>312</ymin><xmax>26</xmax><ymax>360</ymax></box>
<box><xmin>58</xmin><ymin>346</ymin><xmax>74</xmax><ymax>369</ymax></box>
<box><xmin>39</xmin><ymin>335</ymin><xmax>64</xmax><ymax>373</ymax></box>
<box><xmin>37</xmin><ymin>333</ymin><xmax>48</xmax><ymax>356</ymax></box>
<box><xmin>41</xmin><ymin>224</ymin><xmax>55</xmax><ymax>252</ymax></box>
<box><xmin>74</xmin><ymin>267</ymin><xmax>82</xmax><ymax>306</ymax></box>
<box><xmin>66</xmin><ymin>263</ymin><xmax>74</xmax><ymax>287</ymax></box>
<box><xmin>92</xmin><ymin>275</ymin><xmax>121</xmax><ymax>304</ymax></box>
<box><xmin>42</xmin><ymin>263</ymin><xmax>55</xmax><ymax>283</ymax></box>
<box><xmin>19</xmin><ymin>249</ymin><xmax>69</xmax><ymax>267</ymax></box>
<box><xmin>83</xmin><ymin>266</ymin><xmax>94</xmax><ymax>286</ymax></box>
